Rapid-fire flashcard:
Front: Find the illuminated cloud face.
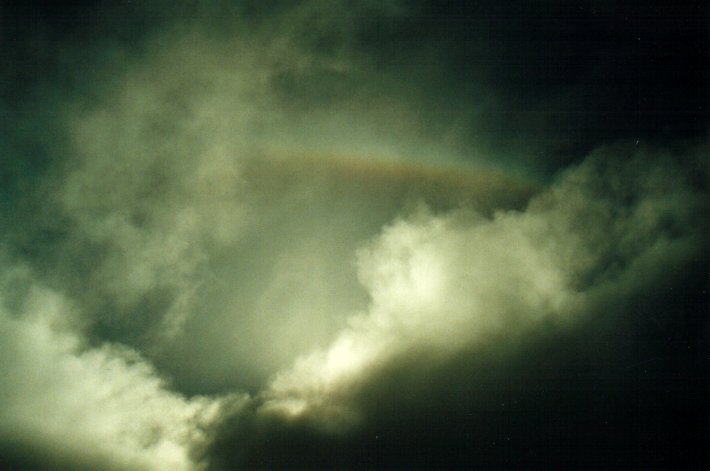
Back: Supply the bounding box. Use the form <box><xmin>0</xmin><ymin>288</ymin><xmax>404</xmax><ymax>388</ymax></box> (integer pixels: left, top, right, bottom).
<box><xmin>0</xmin><ymin>1</ymin><xmax>707</xmax><ymax>470</ymax></box>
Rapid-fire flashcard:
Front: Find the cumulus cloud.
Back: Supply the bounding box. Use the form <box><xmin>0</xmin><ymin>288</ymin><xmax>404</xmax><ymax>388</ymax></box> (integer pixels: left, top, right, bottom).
<box><xmin>258</xmin><ymin>143</ymin><xmax>707</xmax><ymax>427</ymax></box>
<box><xmin>0</xmin><ymin>0</ymin><xmax>707</xmax><ymax>469</ymax></box>
<box><xmin>0</xmin><ymin>262</ymin><xmax>239</xmax><ymax>471</ymax></box>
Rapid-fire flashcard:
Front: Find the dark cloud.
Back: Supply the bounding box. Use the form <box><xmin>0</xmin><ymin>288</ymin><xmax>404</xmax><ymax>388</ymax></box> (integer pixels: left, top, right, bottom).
<box><xmin>0</xmin><ymin>1</ymin><xmax>707</xmax><ymax>469</ymax></box>
<box><xmin>393</xmin><ymin>1</ymin><xmax>709</xmax><ymax>169</ymax></box>
<box><xmin>214</xmin><ymin>291</ymin><xmax>707</xmax><ymax>470</ymax></box>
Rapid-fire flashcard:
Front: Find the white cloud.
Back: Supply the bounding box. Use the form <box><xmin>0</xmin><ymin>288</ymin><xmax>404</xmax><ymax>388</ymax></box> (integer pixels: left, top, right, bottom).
<box><xmin>0</xmin><ymin>266</ymin><xmax>239</xmax><ymax>471</ymax></box>
<box><xmin>2</xmin><ymin>1</ymin><xmax>705</xmax><ymax>468</ymax></box>
<box><xmin>260</xmin><ymin>145</ymin><xmax>706</xmax><ymax>426</ymax></box>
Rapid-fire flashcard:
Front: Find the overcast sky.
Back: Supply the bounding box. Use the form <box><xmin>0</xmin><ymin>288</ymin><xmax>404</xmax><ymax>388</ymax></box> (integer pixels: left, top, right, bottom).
<box><xmin>0</xmin><ymin>1</ymin><xmax>707</xmax><ymax>469</ymax></box>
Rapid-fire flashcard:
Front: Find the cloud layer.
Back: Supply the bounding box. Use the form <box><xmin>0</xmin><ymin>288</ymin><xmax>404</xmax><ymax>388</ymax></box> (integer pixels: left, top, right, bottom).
<box><xmin>0</xmin><ymin>1</ymin><xmax>707</xmax><ymax>469</ymax></box>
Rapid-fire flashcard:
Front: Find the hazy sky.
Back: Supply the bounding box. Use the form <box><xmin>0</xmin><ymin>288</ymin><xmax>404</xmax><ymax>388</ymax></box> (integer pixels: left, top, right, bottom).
<box><xmin>0</xmin><ymin>1</ymin><xmax>707</xmax><ymax>469</ymax></box>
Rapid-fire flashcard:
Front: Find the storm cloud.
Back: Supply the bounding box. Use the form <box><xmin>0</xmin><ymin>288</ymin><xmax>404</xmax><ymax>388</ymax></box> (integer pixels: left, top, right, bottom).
<box><xmin>0</xmin><ymin>0</ymin><xmax>707</xmax><ymax>469</ymax></box>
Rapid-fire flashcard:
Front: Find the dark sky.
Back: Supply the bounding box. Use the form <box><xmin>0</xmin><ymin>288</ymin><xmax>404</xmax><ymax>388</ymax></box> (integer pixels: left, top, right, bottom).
<box><xmin>0</xmin><ymin>1</ymin><xmax>707</xmax><ymax>470</ymax></box>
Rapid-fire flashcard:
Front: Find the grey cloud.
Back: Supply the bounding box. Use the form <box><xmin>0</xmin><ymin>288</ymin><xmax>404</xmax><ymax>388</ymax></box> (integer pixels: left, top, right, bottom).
<box><xmin>0</xmin><ymin>1</ymin><xmax>706</xmax><ymax>469</ymax></box>
<box><xmin>22</xmin><ymin>4</ymin><xmax>535</xmax><ymax>394</ymax></box>
<box><xmin>210</xmin><ymin>141</ymin><xmax>707</xmax><ymax>468</ymax></box>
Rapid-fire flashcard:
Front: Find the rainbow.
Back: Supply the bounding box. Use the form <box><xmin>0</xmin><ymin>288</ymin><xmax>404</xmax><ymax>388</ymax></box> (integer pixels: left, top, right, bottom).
<box><xmin>242</xmin><ymin>146</ymin><xmax>543</xmax><ymax>214</ymax></box>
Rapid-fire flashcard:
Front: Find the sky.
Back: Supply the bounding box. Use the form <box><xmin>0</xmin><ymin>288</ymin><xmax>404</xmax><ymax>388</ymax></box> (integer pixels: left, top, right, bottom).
<box><xmin>0</xmin><ymin>0</ymin><xmax>707</xmax><ymax>469</ymax></box>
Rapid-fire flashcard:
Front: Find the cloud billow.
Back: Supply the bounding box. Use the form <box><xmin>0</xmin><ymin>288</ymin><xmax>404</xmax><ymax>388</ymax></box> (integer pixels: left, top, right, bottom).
<box><xmin>214</xmin><ymin>143</ymin><xmax>707</xmax><ymax>469</ymax></box>
<box><xmin>0</xmin><ymin>1</ymin><xmax>706</xmax><ymax>469</ymax></box>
